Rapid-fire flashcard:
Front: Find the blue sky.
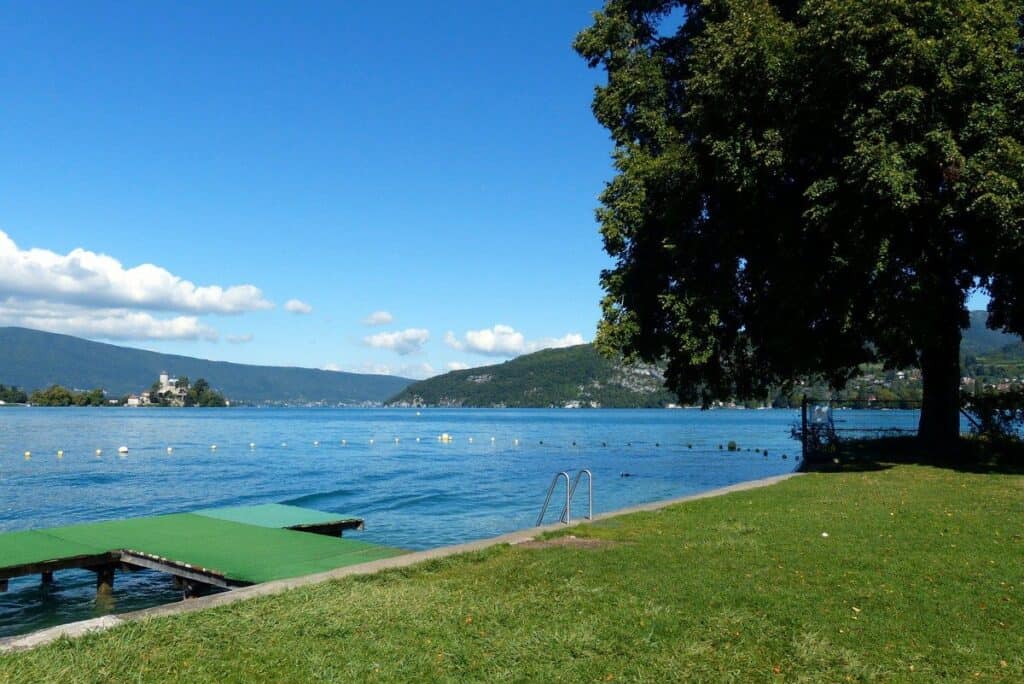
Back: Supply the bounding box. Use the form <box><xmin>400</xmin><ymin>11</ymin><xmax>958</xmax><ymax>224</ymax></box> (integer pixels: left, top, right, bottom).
<box><xmin>0</xmin><ymin>1</ymin><xmax>612</xmax><ymax>378</ymax></box>
<box><xmin>0</xmin><ymin>2</ymin><xmax>994</xmax><ymax>380</ymax></box>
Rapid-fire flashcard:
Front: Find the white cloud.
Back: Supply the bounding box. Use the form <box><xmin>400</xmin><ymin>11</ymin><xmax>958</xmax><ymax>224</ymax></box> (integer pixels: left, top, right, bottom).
<box><xmin>226</xmin><ymin>333</ymin><xmax>254</xmax><ymax>344</ymax></box>
<box><xmin>363</xmin><ymin>310</ymin><xmax>394</xmax><ymax>326</ymax></box>
<box><xmin>0</xmin><ymin>298</ymin><xmax>219</xmax><ymax>341</ymax></box>
<box><xmin>284</xmin><ymin>299</ymin><xmax>313</xmax><ymax>315</ymax></box>
<box><xmin>0</xmin><ymin>230</ymin><xmax>271</xmax><ymax>314</ymax></box>
<box><xmin>445</xmin><ymin>325</ymin><xmax>585</xmax><ymax>357</ymax></box>
<box><xmin>397</xmin><ymin>362</ymin><xmax>436</xmax><ymax>380</ymax></box>
<box><xmin>533</xmin><ymin>332</ymin><xmax>587</xmax><ymax>351</ymax></box>
<box><xmin>446</xmin><ymin>361</ymin><xmax>471</xmax><ymax>371</ymax></box>
<box><xmin>324</xmin><ymin>360</ymin><xmax>438</xmax><ymax>380</ymax></box>
<box><xmin>363</xmin><ymin>328</ymin><xmax>430</xmax><ymax>355</ymax></box>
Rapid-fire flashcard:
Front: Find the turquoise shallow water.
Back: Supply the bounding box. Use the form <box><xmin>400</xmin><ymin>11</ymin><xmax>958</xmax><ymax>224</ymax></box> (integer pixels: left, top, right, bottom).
<box><xmin>0</xmin><ymin>407</ymin><xmax>914</xmax><ymax>637</ymax></box>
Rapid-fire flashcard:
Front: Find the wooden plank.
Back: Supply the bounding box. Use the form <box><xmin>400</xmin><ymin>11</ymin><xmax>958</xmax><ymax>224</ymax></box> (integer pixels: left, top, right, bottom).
<box><xmin>94</xmin><ymin>565</ymin><xmax>115</xmax><ymax>596</ymax></box>
<box><xmin>118</xmin><ymin>550</ymin><xmax>238</xmax><ymax>589</ymax></box>
<box><xmin>0</xmin><ymin>552</ymin><xmax>120</xmax><ymax>582</ymax></box>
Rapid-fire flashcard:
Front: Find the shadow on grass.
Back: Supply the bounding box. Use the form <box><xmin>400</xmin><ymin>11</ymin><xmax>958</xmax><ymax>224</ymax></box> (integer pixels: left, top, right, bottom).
<box><xmin>802</xmin><ymin>435</ymin><xmax>1024</xmax><ymax>475</ymax></box>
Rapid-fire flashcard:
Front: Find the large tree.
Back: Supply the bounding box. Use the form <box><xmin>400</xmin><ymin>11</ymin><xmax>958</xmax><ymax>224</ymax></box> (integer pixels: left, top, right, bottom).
<box><xmin>576</xmin><ymin>0</ymin><xmax>1024</xmax><ymax>446</ymax></box>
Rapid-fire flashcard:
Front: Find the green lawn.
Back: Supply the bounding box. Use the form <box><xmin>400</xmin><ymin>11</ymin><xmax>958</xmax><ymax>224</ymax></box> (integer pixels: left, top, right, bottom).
<box><xmin>2</xmin><ymin>464</ymin><xmax>1022</xmax><ymax>682</ymax></box>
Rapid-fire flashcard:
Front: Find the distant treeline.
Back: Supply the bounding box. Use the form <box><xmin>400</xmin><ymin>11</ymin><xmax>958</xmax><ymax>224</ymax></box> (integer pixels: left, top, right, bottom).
<box><xmin>0</xmin><ymin>379</ymin><xmax>227</xmax><ymax>407</ymax></box>
<box><xmin>0</xmin><ymin>384</ymin><xmax>28</xmax><ymax>404</ymax></box>
<box><xmin>29</xmin><ymin>386</ymin><xmax>108</xmax><ymax>407</ymax></box>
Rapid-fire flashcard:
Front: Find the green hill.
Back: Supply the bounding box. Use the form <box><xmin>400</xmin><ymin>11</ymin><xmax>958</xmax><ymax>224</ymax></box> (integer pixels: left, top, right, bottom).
<box><xmin>963</xmin><ymin>310</ymin><xmax>1022</xmax><ymax>356</ymax></box>
<box><xmin>386</xmin><ymin>344</ymin><xmax>675</xmax><ymax>408</ymax></box>
<box><xmin>0</xmin><ymin>327</ymin><xmax>412</xmax><ymax>404</ymax></box>
<box><xmin>388</xmin><ymin>312</ymin><xmax>1023</xmax><ymax>409</ymax></box>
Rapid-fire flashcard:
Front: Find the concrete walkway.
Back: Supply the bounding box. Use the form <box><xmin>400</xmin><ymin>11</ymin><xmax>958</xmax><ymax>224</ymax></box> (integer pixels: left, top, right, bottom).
<box><xmin>0</xmin><ymin>472</ymin><xmax>801</xmax><ymax>652</ymax></box>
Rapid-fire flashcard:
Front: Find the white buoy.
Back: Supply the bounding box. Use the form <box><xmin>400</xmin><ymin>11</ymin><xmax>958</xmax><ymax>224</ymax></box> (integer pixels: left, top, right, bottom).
<box><xmin>468</xmin><ymin>437</ymin><xmax>474</xmax><ymax>443</ymax></box>
<box><xmin>95</xmin><ymin>449</ymin><xmax>103</xmax><ymax>457</ymax></box>
<box><xmin>24</xmin><ymin>451</ymin><xmax>31</xmax><ymax>460</ymax></box>
<box><xmin>394</xmin><ymin>437</ymin><xmax>399</xmax><ymax>444</ymax></box>
<box><xmin>167</xmin><ymin>447</ymin><xmax>174</xmax><ymax>454</ymax></box>
<box><xmin>416</xmin><ymin>437</ymin><xmax>420</xmax><ymax>442</ymax></box>
<box><xmin>514</xmin><ymin>439</ymin><xmax>520</xmax><ymax>446</ymax></box>
<box><xmin>341</xmin><ymin>439</ymin><xmax>347</xmax><ymax>446</ymax></box>
<box><xmin>250</xmin><ymin>442</ymin><xmax>256</xmax><ymax>449</ymax></box>
<box><xmin>281</xmin><ymin>442</ymin><xmax>287</xmax><ymax>447</ymax></box>
<box><xmin>369</xmin><ymin>438</ymin><xmax>375</xmax><ymax>445</ymax></box>
<box><xmin>118</xmin><ymin>446</ymin><xmax>129</xmax><ymax>454</ymax></box>
<box><xmin>210</xmin><ymin>444</ymin><xmax>217</xmax><ymax>451</ymax></box>
<box><xmin>491</xmin><ymin>437</ymin><xmax>496</xmax><ymax>442</ymax></box>
<box><xmin>313</xmin><ymin>440</ymin><xmax>320</xmax><ymax>447</ymax></box>
<box><xmin>57</xmin><ymin>450</ymin><xmax>64</xmax><ymax>459</ymax></box>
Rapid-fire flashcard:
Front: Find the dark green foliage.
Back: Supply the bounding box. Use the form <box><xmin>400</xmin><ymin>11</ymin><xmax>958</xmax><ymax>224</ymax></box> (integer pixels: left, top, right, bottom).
<box><xmin>387</xmin><ymin>344</ymin><xmax>676</xmax><ymax>408</ymax></box>
<box><xmin>962</xmin><ymin>389</ymin><xmax>1024</xmax><ymax>440</ymax></box>
<box><xmin>186</xmin><ymin>378</ymin><xmax>227</xmax><ymax>407</ymax></box>
<box><xmin>0</xmin><ymin>327</ymin><xmax>412</xmax><ymax>403</ymax></box>
<box><xmin>0</xmin><ymin>384</ymin><xmax>28</xmax><ymax>404</ymax></box>
<box><xmin>576</xmin><ymin>0</ymin><xmax>1024</xmax><ymax>445</ymax></box>
<box><xmin>28</xmin><ymin>385</ymin><xmax>106</xmax><ymax>407</ymax></box>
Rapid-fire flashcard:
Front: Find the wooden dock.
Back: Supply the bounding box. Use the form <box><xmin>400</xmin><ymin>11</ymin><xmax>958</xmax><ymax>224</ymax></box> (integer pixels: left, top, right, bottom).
<box><xmin>0</xmin><ymin>504</ymin><xmax>403</xmax><ymax>597</ymax></box>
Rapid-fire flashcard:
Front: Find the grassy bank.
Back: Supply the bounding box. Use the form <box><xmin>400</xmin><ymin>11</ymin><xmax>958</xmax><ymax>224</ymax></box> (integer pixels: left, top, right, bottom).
<box><xmin>2</xmin><ymin>465</ymin><xmax>1022</xmax><ymax>681</ymax></box>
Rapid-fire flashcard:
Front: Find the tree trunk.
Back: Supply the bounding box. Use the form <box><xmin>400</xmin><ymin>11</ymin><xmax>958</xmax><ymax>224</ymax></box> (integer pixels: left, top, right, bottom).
<box><xmin>918</xmin><ymin>317</ymin><xmax>962</xmax><ymax>454</ymax></box>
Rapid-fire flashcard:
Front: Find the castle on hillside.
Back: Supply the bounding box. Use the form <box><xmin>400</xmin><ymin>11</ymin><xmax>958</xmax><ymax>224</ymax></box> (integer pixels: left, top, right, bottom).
<box><xmin>125</xmin><ymin>372</ymin><xmax>189</xmax><ymax>407</ymax></box>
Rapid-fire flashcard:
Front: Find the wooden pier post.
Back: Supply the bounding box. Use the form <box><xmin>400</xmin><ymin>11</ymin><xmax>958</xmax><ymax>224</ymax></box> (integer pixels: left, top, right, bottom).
<box><xmin>0</xmin><ymin>579</ymin><xmax>7</xmax><ymax>592</ymax></box>
<box><xmin>41</xmin><ymin>571</ymin><xmax>53</xmax><ymax>585</ymax></box>
<box><xmin>94</xmin><ymin>565</ymin><xmax>115</xmax><ymax>596</ymax></box>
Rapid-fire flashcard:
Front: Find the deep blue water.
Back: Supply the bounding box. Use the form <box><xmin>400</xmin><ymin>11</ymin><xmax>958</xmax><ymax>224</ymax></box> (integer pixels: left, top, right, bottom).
<box><xmin>0</xmin><ymin>407</ymin><xmax>914</xmax><ymax>637</ymax></box>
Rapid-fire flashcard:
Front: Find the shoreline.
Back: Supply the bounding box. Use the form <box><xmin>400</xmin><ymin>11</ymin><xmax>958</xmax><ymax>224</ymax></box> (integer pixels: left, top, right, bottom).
<box><xmin>0</xmin><ymin>471</ymin><xmax>801</xmax><ymax>652</ymax></box>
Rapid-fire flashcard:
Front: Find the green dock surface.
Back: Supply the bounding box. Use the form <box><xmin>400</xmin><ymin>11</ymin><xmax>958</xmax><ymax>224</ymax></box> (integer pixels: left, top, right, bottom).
<box><xmin>0</xmin><ymin>504</ymin><xmax>404</xmax><ymax>586</ymax></box>
<box><xmin>193</xmin><ymin>503</ymin><xmax>362</xmax><ymax>531</ymax></box>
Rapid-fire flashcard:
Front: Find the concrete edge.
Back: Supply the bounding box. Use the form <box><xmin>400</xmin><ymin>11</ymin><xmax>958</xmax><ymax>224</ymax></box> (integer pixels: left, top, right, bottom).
<box><xmin>0</xmin><ymin>471</ymin><xmax>801</xmax><ymax>653</ymax></box>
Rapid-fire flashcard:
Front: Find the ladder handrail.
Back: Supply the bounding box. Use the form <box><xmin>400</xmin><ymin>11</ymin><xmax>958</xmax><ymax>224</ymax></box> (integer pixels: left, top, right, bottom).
<box><xmin>559</xmin><ymin>469</ymin><xmax>593</xmax><ymax>522</ymax></box>
<box><xmin>536</xmin><ymin>471</ymin><xmax>570</xmax><ymax>526</ymax></box>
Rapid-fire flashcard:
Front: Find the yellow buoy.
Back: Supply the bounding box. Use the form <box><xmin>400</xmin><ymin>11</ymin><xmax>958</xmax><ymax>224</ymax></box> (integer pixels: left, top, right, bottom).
<box><xmin>57</xmin><ymin>450</ymin><xmax>64</xmax><ymax>459</ymax></box>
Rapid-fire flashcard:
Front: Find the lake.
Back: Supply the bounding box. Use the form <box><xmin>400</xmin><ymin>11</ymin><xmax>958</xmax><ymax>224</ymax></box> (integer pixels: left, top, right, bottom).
<box><xmin>0</xmin><ymin>407</ymin><xmax>914</xmax><ymax>637</ymax></box>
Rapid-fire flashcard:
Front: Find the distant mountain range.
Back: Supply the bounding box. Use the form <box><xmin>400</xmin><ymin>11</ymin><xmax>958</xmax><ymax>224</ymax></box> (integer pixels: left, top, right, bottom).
<box><xmin>3</xmin><ymin>312</ymin><xmax>1021</xmax><ymax>408</ymax></box>
<box><xmin>388</xmin><ymin>311</ymin><xmax>1024</xmax><ymax>409</ymax></box>
<box><xmin>963</xmin><ymin>310</ymin><xmax>1024</xmax><ymax>357</ymax></box>
<box><xmin>0</xmin><ymin>327</ymin><xmax>412</xmax><ymax>404</ymax></box>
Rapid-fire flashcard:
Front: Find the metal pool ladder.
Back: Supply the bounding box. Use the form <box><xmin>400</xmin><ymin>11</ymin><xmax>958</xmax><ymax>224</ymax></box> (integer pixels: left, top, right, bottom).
<box><xmin>536</xmin><ymin>469</ymin><xmax>593</xmax><ymax>526</ymax></box>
